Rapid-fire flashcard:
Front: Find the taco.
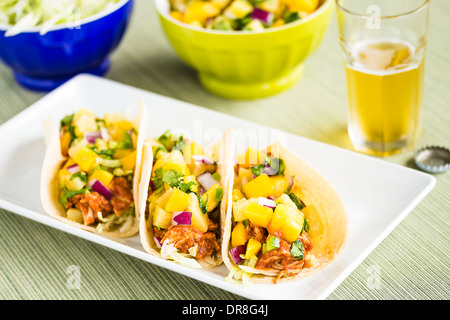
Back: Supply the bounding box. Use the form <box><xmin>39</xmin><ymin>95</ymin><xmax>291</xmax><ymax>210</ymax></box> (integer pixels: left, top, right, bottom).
<box><xmin>222</xmin><ymin>141</ymin><xmax>348</xmax><ymax>284</ymax></box>
<box><xmin>40</xmin><ymin>104</ymin><xmax>147</xmax><ymax>237</ymax></box>
<box><xmin>138</xmin><ymin>129</ymin><xmax>234</xmax><ymax>268</ymax></box>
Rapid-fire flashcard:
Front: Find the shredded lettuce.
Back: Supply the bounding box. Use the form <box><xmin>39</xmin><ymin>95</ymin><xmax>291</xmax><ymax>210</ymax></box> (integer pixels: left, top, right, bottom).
<box><xmin>0</xmin><ymin>0</ymin><xmax>121</xmax><ymax>36</ymax></box>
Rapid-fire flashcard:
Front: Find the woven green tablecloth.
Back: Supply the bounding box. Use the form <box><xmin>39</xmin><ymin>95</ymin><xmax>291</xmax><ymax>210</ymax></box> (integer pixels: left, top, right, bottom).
<box><xmin>0</xmin><ymin>0</ymin><xmax>448</xmax><ymax>300</ymax></box>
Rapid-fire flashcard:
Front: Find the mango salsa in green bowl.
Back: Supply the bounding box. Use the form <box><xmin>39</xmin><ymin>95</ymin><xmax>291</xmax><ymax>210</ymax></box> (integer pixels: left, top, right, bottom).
<box><xmin>155</xmin><ymin>0</ymin><xmax>334</xmax><ymax>99</ymax></box>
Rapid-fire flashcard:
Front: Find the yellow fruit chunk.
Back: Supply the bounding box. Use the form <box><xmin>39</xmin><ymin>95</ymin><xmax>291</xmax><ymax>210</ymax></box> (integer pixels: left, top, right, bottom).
<box><xmin>286</xmin><ymin>0</ymin><xmax>319</xmax><ymax>14</ymax></box>
<box><xmin>73</xmin><ymin>147</ymin><xmax>97</xmax><ymax>172</ymax></box>
<box><xmin>169</xmin><ymin>11</ymin><xmax>183</xmax><ymax>21</ymax></box>
<box><xmin>201</xmin><ymin>183</ymin><xmax>223</xmax><ymax>212</ymax></box>
<box><xmin>153</xmin><ymin>150</ymin><xmax>190</xmax><ymax>176</ymax></box>
<box><xmin>268</xmin><ymin>204</ymin><xmax>304</xmax><ymax>242</ymax></box>
<box><xmin>89</xmin><ymin>169</ymin><xmax>114</xmax><ymax>187</ymax></box>
<box><xmin>58</xmin><ymin>168</ymin><xmax>71</xmax><ymax>188</ymax></box>
<box><xmin>153</xmin><ymin>205</ymin><xmax>172</xmax><ymax>229</ymax></box>
<box><xmin>60</xmin><ymin>131</ymin><xmax>71</xmax><ymax>156</ymax></box>
<box><xmin>155</xmin><ymin>188</ymin><xmax>173</xmax><ymax>208</ymax></box>
<box><xmin>183</xmin><ymin>141</ymin><xmax>203</xmax><ymax>165</ymax></box>
<box><xmin>165</xmin><ymin>187</ymin><xmax>190</xmax><ymax>212</ymax></box>
<box><xmin>184</xmin><ymin>1</ymin><xmax>220</xmax><ymax>23</ymax></box>
<box><xmin>232</xmin><ymin>198</ymin><xmax>248</xmax><ymax>222</ymax></box>
<box><xmin>65</xmin><ymin>176</ymin><xmax>86</xmax><ymax>191</ymax></box>
<box><xmin>243</xmin><ymin>201</ymin><xmax>274</xmax><ymax>228</ymax></box>
<box><xmin>232</xmin><ymin>188</ymin><xmax>245</xmax><ymax>202</ymax></box>
<box><xmin>73</xmin><ymin>109</ymin><xmax>97</xmax><ymax>137</ymax></box>
<box><xmin>225</xmin><ymin>0</ymin><xmax>253</xmax><ymax>19</ymax></box>
<box><xmin>245</xmin><ymin>238</ymin><xmax>262</xmax><ymax>259</ymax></box>
<box><xmin>231</xmin><ymin>222</ymin><xmax>248</xmax><ymax>247</ymax></box>
<box><xmin>121</xmin><ymin>150</ymin><xmax>136</xmax><ymax>171</ymax></box>
<box><xmin>242</xmin><ymin>174</ymin><xmax>274</xmax><ymax>198</ymax></box>
<box><xmin>270</xmin><ymin>175</ymin><xmax>290</xmax><ymax>197</ymax></box>
<box><xmin>188</xmin><ymin>192</ymin><xmax>209</xmax><ymax>233</ymax></box>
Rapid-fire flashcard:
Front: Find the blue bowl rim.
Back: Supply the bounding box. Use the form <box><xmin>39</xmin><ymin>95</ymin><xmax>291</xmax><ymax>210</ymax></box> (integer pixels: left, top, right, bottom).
<box><xmin>155</xmin><ymin>0</ymin><xmax>334</xmax><ymax>36</ymax></box>
<box><xmin>0</xmin><ymin>0</ymin><xmax>132</xmax><ymax>33</ymax></box>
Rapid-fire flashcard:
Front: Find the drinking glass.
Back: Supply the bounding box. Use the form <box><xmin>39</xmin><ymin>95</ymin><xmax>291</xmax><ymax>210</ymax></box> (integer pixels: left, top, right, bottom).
<box><xmin>336</xmin><ymin>0</ymin><xmax>430</xmax><ymax>156</ymax></box>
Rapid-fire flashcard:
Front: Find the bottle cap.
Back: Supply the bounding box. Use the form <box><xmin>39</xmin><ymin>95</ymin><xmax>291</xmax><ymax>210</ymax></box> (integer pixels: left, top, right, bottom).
<box><xmin>414</xmin><ymin>146</ymin><xmax>450</xmax><ymax>174</ymax></box>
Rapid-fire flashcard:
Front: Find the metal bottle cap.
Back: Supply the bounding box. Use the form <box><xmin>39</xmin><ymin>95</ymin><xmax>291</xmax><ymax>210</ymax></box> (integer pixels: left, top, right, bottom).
<box><xmin>414</xmin><ymin>146</ymin><xmax>450</xmax><ymax>174</ymax></box>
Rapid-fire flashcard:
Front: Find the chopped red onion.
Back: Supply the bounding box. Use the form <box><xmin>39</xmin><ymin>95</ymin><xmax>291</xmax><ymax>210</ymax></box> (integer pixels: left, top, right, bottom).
<box><xmin>262</xmin><ymin>164</ymin><xmax>277</xmax><ymax>176</ymax></box>
<box><xmin>229</xmin><ymin>245</ymin><xmax>246</xmax><ymax>265</ymax></box>
<box><xmin>66</xmin><ymin>163</ymin><xmax>81</xmax><ymax>174</ymax></box>
<box><xmin>154</xmin><ymin>237</ymin><xmax>162</xmax><ymax>249</ymax></box>
<box><xmin>89</xmin><ymin>179</ymin><xmax>113</xmax><ymax>200</ymax></box>
<box><xmin>197</xmin><ymin>172</ymin><xmax>218</xmax><ymax>191</ymax></box>
<box><xmin>84</xmin><ymin>131</ymin><xmax>102</xmax><ymax>144</ymax></box>
<box><xmin>251</xmin><ymin>8</ymin><xmax>274</xmax><ymax>25</ymax></box>
<box><xmin>258</xmin><ymin>197</ymin><xmax>276</xmax><ymax>208</ymax></box>
<box><xmin>100</xmin><ymin>127</ymin><xmax>110</xmax><ymax>141</ymax></box>
<box><xmin>172</xmin><ymin>211</ymin><xmax>192</xmax><ymax>226</ymax></box>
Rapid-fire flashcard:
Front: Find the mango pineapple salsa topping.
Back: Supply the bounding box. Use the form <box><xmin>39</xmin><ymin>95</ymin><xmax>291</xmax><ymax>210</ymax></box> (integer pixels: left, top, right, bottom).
<box><xmin>147</xmin><ymin>130</ymin><xmax>223</xmax><ymax>264</ymax></box>
<box><xmin>169</xmin><ymin>0</ymin><xmax>320</xmax><ymax>31</ymax></box>
<box><xmin>228</xmin><ymin>147</ymin><xmax>312</xmax><ymax>283</ymax></box>
<box><xmin>58</xmin><ymin>109</ymin><xmax>137</xmax><ymax>231</ymax></box>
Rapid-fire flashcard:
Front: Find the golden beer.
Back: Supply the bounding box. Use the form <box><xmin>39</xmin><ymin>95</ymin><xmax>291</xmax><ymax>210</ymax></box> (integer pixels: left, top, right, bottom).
<box><xmin>345</xmin><ymin>40</ymin><xmax>425</xmax><ymax>156</ymax></box>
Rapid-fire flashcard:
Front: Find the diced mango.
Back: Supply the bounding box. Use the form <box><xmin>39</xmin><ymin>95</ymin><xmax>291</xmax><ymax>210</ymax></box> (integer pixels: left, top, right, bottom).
<box><xmin>153</xmin><ymin>205</ymin><xmax>172</xmax><ymax>229</ymax></box>
<box><xmin>231</xmin><ymin>222</ymin><xmax>248</xmax><ymax>247</ymax></box>
<box><xmin>89</xmin><ymin>169</ymin><xmax>114</xmax><ymax>187</ymax></box>
<box><xmin>184</xmin><ymin>1</ymin><xmax>220</xmax><ymax>23</ymax></box>
<box><xmin>270</xmin><ymin>175</ymin><xmax>290</xmax><ymax>197</ymax></box>
<box><xmin>165</xmin><ymin>187</ymin><xmax>190</xmax><ymax>212</ymax></box>
<box><xmin>60</xmin><ymin>131</ymin><xmax>71</xmax><ymax>156</ymax></box>
<box><xmin>232</xmin><ymin>198</ymin><xmax>248</xmax><ymax>222</ymax></box>
<box><xmin>245</xmin><ymin>238</ymin><xmax>262</xmax><ymax>259</ymax></box>
<box><xmin>285</xmin><ymin>0</ymin><xmax>319</xmax><ymax>14</ymax></box>
<box><xmin>201</xmin><ymin>183</ymin><xmax>223</xmax><ymax>212</ymax></box>
<box><xmin>268</xmin><ymin>204</ymin><xmax>304</xmax><ymax>242</ymax></box>
<box><xmin>242</xmin><ymin>174</ymin><xmax>275</xmax><ymax>198</ymax></box>
<box><xmin>113</xmin><ymin>149</ymin><xmax>131</xmax><ymax>160</ymax></box>
<box><xmin>188</xmin><ymin>193</ymin><xmax>209</xmax><ymax>233</ymax></box>
<box><xmin>121</xmin><ymin>150</ymin><xmax>136</xmax><ymax>171</ymax></box>
<box><xmin>243</xmin><ymin>201</ymin><xmax>274</xmax><ymax>228</ymax></box>
<box><xmin>169</xmin><ymin>11</ymin><xmax>183</xmax><ymax>21</ymax></box>
<box><xmin>73</xmin><ymin>147</ymin><xmax>97</xmax><ymax>172</ymax></box>
<box><xmin>232</xmin><ymin>188</ymin><xmax>245</xmax><ymax>202</ymax></box>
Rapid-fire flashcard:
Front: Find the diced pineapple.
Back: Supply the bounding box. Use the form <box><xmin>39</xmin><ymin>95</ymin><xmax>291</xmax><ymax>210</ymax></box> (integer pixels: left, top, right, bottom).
<box><xmin>243</xmin><ymin>201</ymin><xmax>274</xmax><ymax>228</ymax></box>
<box><xmin>184</xmin><ymin>1</ymin><xmax>220</xmax><ymax>23</ymax></box>
<box><xmin>270</xmin><ymin>175</ymin><xmax>290</xmax><ymax>197</ymax></box>
<box><xmin>243</xmin><ymin>147</ymin><xmax>265</xmax><ymax>167</ymax></box>
<box><xmin>242</xmin><ymin>174</ymin><xmax>275</xmax><ymax>198</ymax></box>
<box><xmin>155</xmin><ymin>188</ymin><xmax>173</xmax><ymax>208</ymax></box>
<box><xmin>73</xmin><ymin>109</ymin><xmax>97</xmax><ymax>137</ymax></box>
<box><xmin>66</xmin><ymin>208</ymin><xmax>83</xmax><ymax>224</ymax></box>
<box><xmin>268</xmin><ymin>204</ymin><xmax>304</xmax><ymax>242</ymax></box>
<box><xmin>89</xmin><ymin>169</ymin><xmax>114</xmax><ymax>187</ymax></box>
<box><xmin>275</xmin><ymin>193</ymin><xmax>298</xmax><ymax>210</ymax></box>
<box><xmin>188</xmin><ymin>193</ymin><xmax>209</xmax><ymax>233</ymax></box>
<box><xmin>245</xmin><ymin>238</ymin><xmax>262</xmax><ymax>259</ymax></box>
<box><xmin>153</xmin><ymin>205</ymin><xmax>172</xmax><ymax>229</ymax></box>
<box><xmin>73</xmin><ymin>147</ymin><xmax>97</xmax><ymax>172</ymax></box>
<box><xmin>121</xmin><ymin>150</ymin><xmax>136</xmax><ymax>171</ymax></box>
<box><xmin>260</xmin><ymin>0</ymin><xmax>280</xmax><ymax>13</ymax></box>
<box><xmin>224</xmin><ymin>0</ymin><xmax>253</xmax><ymax>19</ymax></box>
<box><xmin>212</xmin><ymin>0</ymin><xmax>231</xmax><ymax>9</ymax></box>
<box><xmin>231</xmin><ymin>222</ymin><xmax>248</xmax><ymax>247</ymax></box>
<box><xmin>152</xmin><ymin>150</ymin><xmax>190</xmax><ymax>176</ymax></box>
<box><xmin>232</xmin><ymin>198</ymin><xmax>248</xmax><ymax>222</ymax></box>
<box><xmin>184</xmin><ymin>175</ymin><xmax>199</xmax><ymax>193</ymax></box>
<box><xmin>232</xmin><ymin>188</ymin><xmax>245</xmax><ymax>202</ymax></box>
<box><xmin>201</xmin><ymin>183</ymin><xmax>223</xmax><ymax>212</ymax></box>
<box><xmin>65</xmin><ymin>176</ymin><xmax>86</xmax><ymax>191</ymax></box>
<box><xmin>58</xmin><ymin>168</ymin><xmax>71</xmax><ymax>188</ymax></box>
<box><xmin>165</xmin><ymin>187</ymin><xmax>190</xmax><ymax>212</ymax></box>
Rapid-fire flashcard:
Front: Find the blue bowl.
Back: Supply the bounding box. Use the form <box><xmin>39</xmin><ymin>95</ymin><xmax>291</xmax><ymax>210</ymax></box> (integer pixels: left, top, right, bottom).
<box><xmin>0</xmin><ymin>0</ymin><xmax>134</xmax><ymax>91</ymax></box>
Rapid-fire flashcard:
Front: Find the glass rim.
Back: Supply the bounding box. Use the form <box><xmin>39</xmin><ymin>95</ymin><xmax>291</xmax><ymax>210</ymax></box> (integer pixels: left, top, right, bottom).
<box><xmin>335</xmin><ymin>0</ymin><xmax>430</xmax><ymax>20</ymax></box>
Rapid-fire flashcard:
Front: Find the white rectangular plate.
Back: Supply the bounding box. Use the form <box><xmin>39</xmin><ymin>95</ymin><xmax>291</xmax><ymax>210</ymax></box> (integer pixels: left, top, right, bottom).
<box><xmin>0</xmin><ymin>74</ymin><xmax>435</xmax><ymax>300</ymax></box>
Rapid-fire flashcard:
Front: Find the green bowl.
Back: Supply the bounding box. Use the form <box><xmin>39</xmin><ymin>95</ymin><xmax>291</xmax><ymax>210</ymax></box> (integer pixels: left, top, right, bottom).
<box><xmin>155</xmin><ymin>0</ymin><xmax>334</xmax><ymax>99</ymax></box>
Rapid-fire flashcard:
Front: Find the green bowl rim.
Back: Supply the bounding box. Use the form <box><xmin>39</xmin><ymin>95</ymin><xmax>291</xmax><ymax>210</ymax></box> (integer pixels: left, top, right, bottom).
<box><xmin>155</xmin><ymin>0</ymin><xmax>334</xmax><ymax>36</ymax></box>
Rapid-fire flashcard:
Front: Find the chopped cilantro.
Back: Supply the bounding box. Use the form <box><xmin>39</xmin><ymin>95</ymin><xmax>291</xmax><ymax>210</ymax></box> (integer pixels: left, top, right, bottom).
<box><xmin>290</xmin><ymin>240</ymin><xmax>305</xmax><ymax>260</ymax></box>
<box><xmin>117</xmin><ymin>132</ymin><xmax>133</xmax><ymax>149</ymax></box>
<box><xmin>287</xmin><ymin>192</ymin><xmax>306</xmax><ymax>210</ymax></box>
